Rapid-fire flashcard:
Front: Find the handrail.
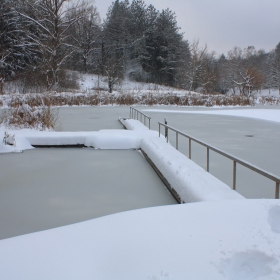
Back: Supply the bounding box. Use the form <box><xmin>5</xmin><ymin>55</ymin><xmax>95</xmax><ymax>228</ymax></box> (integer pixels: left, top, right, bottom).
<box><xmin>158</xmin><ymin>122</ymin><xmax>280</xmax><ymax>199</ymax></box>
<box><xmin>130</xmin><ymin>107</ymin><xmax>151</xmax><ymax>129</ymax></box>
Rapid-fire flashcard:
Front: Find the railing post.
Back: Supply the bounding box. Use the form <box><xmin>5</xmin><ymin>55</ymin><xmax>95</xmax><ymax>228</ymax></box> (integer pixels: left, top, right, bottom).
<box><xmin>159</xmin><ymin>123</ymin><xmax>160</xmax><ymax>137</ymax></box>
<box><xmin>188</xmin><ymin>139</ymin><xmax>191</xmax><ymax>159</ymax></box>
<box><xmin>176</xmin><ymin>132</ymin><xmax>178</xmax><ymax>150</ymax></box>
<box><xmin>233</xmin><ymin>161</ymin><xmax>237</xmax><ymax>190</ymax></box>
<box><xmin>149</xmin><ymin>118</ymin><xmax>151</xmax><ymax>130</ymax></box>
<box><xmin>276</xmin><ymin>182</ymin><xmax>279</xmax><ymax>199</ymax></box>
<box><xmin>206</xmin><ymin>147</ymin><xmax>209</xmax><ymax>172</ymax></box>
<box><xmin>164</xmin><ymin>118</ymin><xmax>168</xmax><ymax>141</ymax></box>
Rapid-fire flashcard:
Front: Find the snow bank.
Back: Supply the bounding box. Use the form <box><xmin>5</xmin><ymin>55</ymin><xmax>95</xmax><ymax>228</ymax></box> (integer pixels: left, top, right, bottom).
<box><xmin>0</xmin><ymin>124</ymin><xmax>158</xmax><ymax>151</ymax></box>
<box><xmin>86</xmin><ymin>130</ymin><xmax>158</xmax><ymax>149</ymax></box>
<box><xmin>0</xmin><ymin>199</ymin><xmax>279</xmax><ymax>280</ymax></box>
<box><xmin>0</xmin><ymin>143</ymin><xmax>18</xmax><ymax>153</ymax></box>
<box><xmin>121</xmin><ymin>118</ymin><xmax>149</xmax><ymax>130</ymax></box>
<box><xmin>141</xmin><ymin>137</ymin><xmax>244</xmax><ymax>202</ymax></box>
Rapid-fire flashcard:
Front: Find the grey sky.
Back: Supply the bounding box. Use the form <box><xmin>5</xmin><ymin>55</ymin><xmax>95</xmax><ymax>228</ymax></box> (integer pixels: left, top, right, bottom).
<box><xmin>95</xmin><ymin>0</ymin><xmax>280</xmax><ymax>56</ymax></box>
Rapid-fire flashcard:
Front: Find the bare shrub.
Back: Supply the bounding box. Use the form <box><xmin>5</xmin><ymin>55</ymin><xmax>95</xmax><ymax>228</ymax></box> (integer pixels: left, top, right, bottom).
<box><xmin>0</xmin><ymin>95</ymin><xmax>60</xmax><ymax>130</ymax></box>
<box><xmin>1</xmin><ymin>91</ymin><xmax>276</xmax><ymax>109</ymax></box>
<box><xmin>258</xmin><ymin>96</ymin><xmax>280</xmax><ymax>105</ymax></box>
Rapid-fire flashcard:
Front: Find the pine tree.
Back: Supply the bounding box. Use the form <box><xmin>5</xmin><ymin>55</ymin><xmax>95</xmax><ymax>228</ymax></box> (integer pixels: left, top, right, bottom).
<box><xmin>270</xmin><ymin>42</ymin><xmax>280</xmax><ymax>94</ymax></box>
<box><xmin>140</xmin><ymin>8</ymin><xmax>184</xmax><ymax>85</ymax></box>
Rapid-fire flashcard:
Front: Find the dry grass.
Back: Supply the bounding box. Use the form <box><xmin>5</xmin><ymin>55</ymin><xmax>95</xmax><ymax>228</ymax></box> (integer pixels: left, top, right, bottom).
<box><xmin>258</xmin><ymin>96</ymin><xmax>280</xmax><ymax>105</ymax></box>
<box><xmin>0</xmin><ymin>92</ymin><xmax>258</xmax><ymax>108</ymax></box>
<box><xmin>0</xmin><ymin>96</ymin><xmax>59</xmax><ymax>130</ymax></box>
<box><xmin>1</xmin><ymin>91</ymin><xmax>277</xmax><ymax>130</ymax></box>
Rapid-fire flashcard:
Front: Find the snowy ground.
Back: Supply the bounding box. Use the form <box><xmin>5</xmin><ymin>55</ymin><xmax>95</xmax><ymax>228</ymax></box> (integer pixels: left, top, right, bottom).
<box><xmin>79</xmin><ymin>73</ymin><xmax>191</xmax><ymax>96</ymax></box>
<box><xmin>0</xmin><ymin>199</ymin><xmax>279</xmax><ymax>280</ymax></box>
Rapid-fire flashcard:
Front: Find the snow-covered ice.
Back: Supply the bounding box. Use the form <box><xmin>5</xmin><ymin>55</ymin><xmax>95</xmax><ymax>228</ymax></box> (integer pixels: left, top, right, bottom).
<box><xmin>142</xmin><ymin>108</ymin><xmax>280</xmax><ymax>123</ymax></box>
<box><xmin>0</xmin><ymin>199</ymin><xmax>279</xmax><ymax>280</ymax></box>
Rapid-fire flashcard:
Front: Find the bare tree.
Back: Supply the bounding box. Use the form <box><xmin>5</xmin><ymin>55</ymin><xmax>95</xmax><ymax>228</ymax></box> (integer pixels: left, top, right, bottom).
<box><xmin>17</xmin><ymin>0</ymin><xmax>89</xmax><ymax>90</ymax></box>
<box><xmin>184</xmin><ymin>39</ymin><xmax>208</xmax><ymax>92</ymax></box>
<box><xmin>70</xmin><ymin>4</ymin><xmax>101</xmax><ymax>73</ymax></box>
<box><xmin>100</xmin><ymin>46</ymin><xmax>124</xmax><ymax>93</ymax></box>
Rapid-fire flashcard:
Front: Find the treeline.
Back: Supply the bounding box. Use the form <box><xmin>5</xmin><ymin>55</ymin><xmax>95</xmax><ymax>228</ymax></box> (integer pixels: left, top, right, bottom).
<box><xmin>1</xmin><ymin>0</ymin><xmax>280</xmax><ymax>95</ymax></box>
<box><xmin>0</xmin><ymin>0</ymin><xmax>101</xmax><ymax>93</ymax></box>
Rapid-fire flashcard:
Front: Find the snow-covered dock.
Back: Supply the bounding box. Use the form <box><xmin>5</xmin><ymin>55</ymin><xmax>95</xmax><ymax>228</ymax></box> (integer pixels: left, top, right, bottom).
<box><xmin>1</xmin><ymin>117</ymin><xmax>243</xmax><ymax>203</ymax></box>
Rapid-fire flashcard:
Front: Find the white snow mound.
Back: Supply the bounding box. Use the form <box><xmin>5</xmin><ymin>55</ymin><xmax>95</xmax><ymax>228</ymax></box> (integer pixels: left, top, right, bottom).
<box><xmin>140</xmin><ymin>137</ymin><xmax>244</xmax><ymax>202</ymax></box>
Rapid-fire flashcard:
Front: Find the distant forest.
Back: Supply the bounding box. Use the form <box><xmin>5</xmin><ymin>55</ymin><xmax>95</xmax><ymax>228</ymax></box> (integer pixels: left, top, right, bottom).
<box><xmin>1</xmin><ymin>0</ymin><xmax>280</xmax><ymax>95</ymax></box>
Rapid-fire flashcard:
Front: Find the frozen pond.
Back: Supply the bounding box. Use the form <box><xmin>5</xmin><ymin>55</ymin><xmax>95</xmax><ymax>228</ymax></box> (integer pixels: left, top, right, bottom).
<box><xmin>58</xmin><ymin>106</ymin><xmax>126</xmax><ymax>131</ymax></box>
<box><xmin>136</xmin><ymin>105</ymin><xmax>280</xmax><ymax>199</ymax></box>
<box><xmin>0</xmin><ymin>149</ymin><xmax>176</xmax><ymax>240</ymax></box>
<box><xmin>2</xmin><ymin>105</ymin><xmax>279</xmax><ymax>239</ymax></box>
<box><xmin>58</xmin><ymin>105</ymin><xmax>280</xmax><ymax>199</ymax></box>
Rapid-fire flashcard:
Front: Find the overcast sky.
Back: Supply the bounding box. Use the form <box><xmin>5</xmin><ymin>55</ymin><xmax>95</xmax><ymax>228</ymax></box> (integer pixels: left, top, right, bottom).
<box><xmin>95</xmin><ymin>0</ymin><xmax>280</xmax><ymax>56</ymax></box>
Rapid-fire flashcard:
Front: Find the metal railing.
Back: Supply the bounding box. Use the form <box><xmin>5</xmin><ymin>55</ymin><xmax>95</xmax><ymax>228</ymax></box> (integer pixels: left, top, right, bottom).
<box><xmin>130</xmin><ymin>107</ymin><xmax>151</xmax><ymax>129</ymax></box>
<box><xmin>158</xmin><ymin>122</ymin><xmax>280</xmax><ymax>199</ymax></box>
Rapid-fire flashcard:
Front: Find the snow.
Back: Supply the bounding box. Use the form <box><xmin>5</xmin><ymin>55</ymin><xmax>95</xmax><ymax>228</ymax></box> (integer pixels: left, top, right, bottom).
<box><xmin>0</xmin><ymin>199</ymin><xmax>279</xmax><ymax>280</ymax></box>
<box><xmin>0</xmin><ymin>143</ymin><xmax>19</xmax><ymax>153</ymax></box>
<box><xmin>0</xmin><ymin>127</ymin><xmax>158</xmax><ymax>151</ymax></box>
<box><xmin>142</xmin><ymin>108</ymin><xmax>280</xmax><ymax>123</ymax></box>
<box><xmin>141</xmin><ymin>137</ymin><xmax>244</xmax><ymax>202</ymax></box>
<box><xmin>78</xmin><ymin>73</ymin><xmax>190</xmax><ymax>95</ymax></box>
<box><xmin>268</xmin><ymin>205</ymin><xmax>280</xmax><ymax>234</ymax></box>
<box><xmin>121</xmin><ymin>118</ymin><xmax>149</xmax><ymax>130</ymax></box>
<box><xmin>1</xmin><ymin>111</ymin><xmax>280</xmax><ymax>279</ymax></box>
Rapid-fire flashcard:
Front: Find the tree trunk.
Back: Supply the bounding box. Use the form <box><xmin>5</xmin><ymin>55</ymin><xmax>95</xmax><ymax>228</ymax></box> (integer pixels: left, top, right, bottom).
<box><xmin>0</xmin><ymin>82</ymin><xmax>3</xmax><ymax>95</ymax></box>
<box><xmin>84</xmin><ymin>57</ymin><xmax>87</xmax><ymax>73</ymax></box>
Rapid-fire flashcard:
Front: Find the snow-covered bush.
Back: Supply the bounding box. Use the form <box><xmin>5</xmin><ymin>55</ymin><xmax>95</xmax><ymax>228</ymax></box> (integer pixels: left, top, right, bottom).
<box><xmin>0</xmin><ymin>91</ymin><xmax>256</xmax><ymax>107</ymax></box>
<box><xmin>0</xmin><ymin>101</ymin><xmax>59</xmax><ymax>130</ymax></box>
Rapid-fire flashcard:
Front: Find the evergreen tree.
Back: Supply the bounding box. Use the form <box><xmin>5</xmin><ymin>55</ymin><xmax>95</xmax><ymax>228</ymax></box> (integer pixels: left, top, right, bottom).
<box><xmin>138</xmin><ymin>8</ymin><xmax>184</xmax><ymax>85</ymax></box>
<box><xmin>270</xmin><ymin>42</ymin><xmax>280</xmax><ymax>94</ymax></box>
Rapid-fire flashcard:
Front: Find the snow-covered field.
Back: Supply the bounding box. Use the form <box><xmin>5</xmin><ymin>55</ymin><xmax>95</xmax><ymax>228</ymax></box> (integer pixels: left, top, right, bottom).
<box><xmin>79</xmin><ymin>73</ymin><xmax>190</xmax><ymax>96</ymax></box>
<box><xmin>0</xmin><ymin>199</ymin><xmax>279</xmax><ymax>280</ymax></box>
